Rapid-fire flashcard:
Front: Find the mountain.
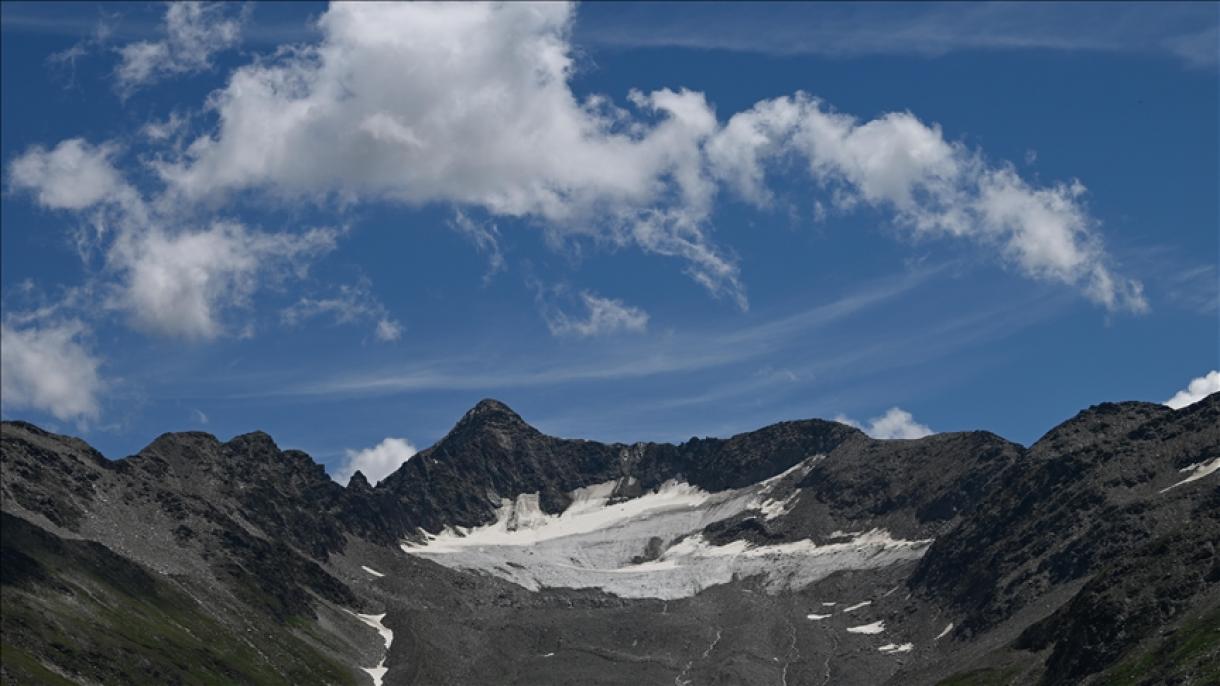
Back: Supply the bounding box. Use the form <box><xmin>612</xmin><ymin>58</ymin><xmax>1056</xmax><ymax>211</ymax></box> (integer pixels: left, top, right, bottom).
<box><xmin>2</xmin><ymin>395</ymin><xmax>1217</xmax><ymax>685</ymax></box>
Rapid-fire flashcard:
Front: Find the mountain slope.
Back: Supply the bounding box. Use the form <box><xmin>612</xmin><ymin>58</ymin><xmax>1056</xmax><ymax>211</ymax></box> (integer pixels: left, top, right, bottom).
<box><xmin>903</xmin><ymin>395</ymin><xmax>1220</xmax><ymax>685</ymax></box>
<box><xmin>2</xmin><ymin>395</ymin><xmax>1217</xmax><ymax>685</ymax></box>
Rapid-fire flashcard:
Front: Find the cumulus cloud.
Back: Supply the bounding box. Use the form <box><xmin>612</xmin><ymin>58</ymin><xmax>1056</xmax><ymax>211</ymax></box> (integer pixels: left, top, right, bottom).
<box><xmin>9</xmin><ymin>0</ymin><xmax>1146</xmax><ymax>357</ymax></box>
<box><xmin>707</xmin><ymin>96</ymin><xmax>1147</xmax><ymax>312</ymax></box>
<box><xmin>110</xmin><ymin>222</ymin><xmax>340</xmax><ymax>339</ymax></box>
<box><xmin>146</xmin><ymin>2</ymin><xmax>1143</xmax><ymax>313</ymax></box>
<box><xmin>1164</xmin><ymin>370</ymin><xmax>1220</xmax><ymax>409</ymax></box>
<box><xmin>281</xmin><ymin>279</ymin><xmax>403</xmax><ymax>342</ymax></box>
<box><xmin>333</xmin><ymin>437</ymin><xmax>417</xmax><ymax>486</ymax></box>
<box><xmin>836</xmin><ymin>407</ymin><xmax>934</xmax><ymax>439</ymax></box>
<box><xmin>9</xmin><ymin>138</ymin><xmax>341</xmax><ymax>340</ymax></box>
<box><xmin>0</xmin><ymin>319</ymin><xmax>103</xmax><ymax>423</ymax></box>
<box><xmin>156</xmin><ymin>2</ymin><xmax>744</xmax><ymax>305</ymax></box>
<box><xmin>542</xmin><ymin>290</ymin><xmax>650</xmax><ymax>337</ymax></box>
<box><xmin>7</xmin><ymin>138</ymin><xmax>130</xmax><ymax>210</ymax></box>
<box><xmin>115</xmin><ymin>2</ymin><xmax>244</xmax><ymax>95</ymax></box>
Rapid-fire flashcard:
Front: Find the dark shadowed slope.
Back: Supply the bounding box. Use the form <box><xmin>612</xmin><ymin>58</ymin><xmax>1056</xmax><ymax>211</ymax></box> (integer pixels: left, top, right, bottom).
<box><xmin>2</xmin><ymin>395</ymin><xmax>1217</xmax><ymax>685</ymax></box>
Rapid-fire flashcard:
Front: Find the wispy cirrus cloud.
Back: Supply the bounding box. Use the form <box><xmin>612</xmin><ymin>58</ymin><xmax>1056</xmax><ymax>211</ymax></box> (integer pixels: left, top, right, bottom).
<box><xmin>540</xmin><ymin>289</ymin><xmax>650</xmax><ymax>338</ymax></box>
<box><xmin>114</xmin><ymin>2</ymin><xmax>245</xmax><ymax>96</ymax></box>
<box><xmin>242</xmin><ymin>264</ymin><xmax>1043</xmax><ymax>402</ymax></box>
<box><xmin>577</xmin><ymin>2</ymin><xmax>1219</xmax><ymax>69</ymax></box>
<box><xmin>449</xmin><ymin>210</ymin><xmax>506</xmax><ymax>283</ymax></box>
<box><xmin>281</xmin><ymin>279</ymin><xmax>403</xmax><ymax>343</ymax></box>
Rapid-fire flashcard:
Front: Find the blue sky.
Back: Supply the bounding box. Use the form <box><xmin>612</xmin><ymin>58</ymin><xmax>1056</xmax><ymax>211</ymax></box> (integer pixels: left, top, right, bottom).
<box><xmin>2</xmin><ymin>2</ymin><xmax>1217</xmax><ymax>483</ymax></box>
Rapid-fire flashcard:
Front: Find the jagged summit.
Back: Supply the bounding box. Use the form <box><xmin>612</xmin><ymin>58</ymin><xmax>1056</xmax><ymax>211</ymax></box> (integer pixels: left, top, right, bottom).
<box><xmin>347</xmin><ymin>470</ymin><xmax>372</xmax><ymax>491</ymax></box>
<box><xmin>411</xmin><ymin>398</ymin><xmax>547</xmax><ymax>467</ymax></box>
<box><xmin>1028</xmin><ymin>400</ymin><xmax>1171</xmax><ymax>459</ymax></box>
<box><xmin>226</xmin><ymin>430</ymin><xmax>282</xmax><ymax>452</ymax></box>
<box><xmin>133</xmin><ymin>429</ymin><xmax>284</xmax><ymax>463</ymax></box>
<box><xmin>2</xmin><ymin>395</ymin><xmax>1218</xmax><ymax>685</ymax></box>
<box><xmin>450</xmin><ymin>398</ymin><xmax>537</xmax><ymax>435</ymax></box>
<box><xmin>467</xmin><ymin>397</ymin><xmax>519</xmax><ymax>417</ymax></box>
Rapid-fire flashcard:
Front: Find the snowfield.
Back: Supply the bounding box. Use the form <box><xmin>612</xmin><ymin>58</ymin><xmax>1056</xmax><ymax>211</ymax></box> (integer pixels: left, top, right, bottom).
<box><xmin>400</xmin><ymin>462</ymin><xmax>932</xmax><ymax>599</ymax></box>
<box><xmin>351</xmin><ymin>612</ymin><xmax>394</xmax><ymax>686</ymax></box>
<box><xmin>1159</xmin><ymin>456</ymin><xmax>1220</xmax><ymax>493</ymax></box>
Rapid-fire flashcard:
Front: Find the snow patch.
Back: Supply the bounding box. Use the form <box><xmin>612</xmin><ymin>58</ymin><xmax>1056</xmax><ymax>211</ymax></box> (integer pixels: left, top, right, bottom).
<box><xmin>935</xmin><ymin>623</ymin><xmax>954</xmax><ymax>640</ymax></box>
<box><xmin>747</xmin><ymin>456</ymin><xmax>820</xmax><ymax>520</ymax></box>
<box><xmin>846</xmin><ymin>621</ymin><xmax>886</xmax><ymax>634</ymax></box>
<box><xmin>842</xmin><ymin>600</ymin><xmax>872</xmax><ymax>613</ymax></box>
<box><xmin>806</xmin><ymin>613</ymin><xmax>832</xmax><ymax>620</ymax></box>
<box><xmin>1159</xmin><ymin>457</ymin><xmax>1220</xmax><ymax>493</ymax></box>
<box><xmin>350</xmin><ymin>612</ymin><xmax>394</xmax><ymax>686</ymax></box>
<box><xmin>879</xmin><ymin>643</ymin><xmax>913</xmax><ymax>653</ymax></box>
<box><xmin>361</xmin><ymin>566</ymin><xmax>385</xmax><ymax>578</ymax></box>
<box><xmin>755</xmin><ymin>492</ymin><xmax>798</xmax><ymax>520</ymax></box>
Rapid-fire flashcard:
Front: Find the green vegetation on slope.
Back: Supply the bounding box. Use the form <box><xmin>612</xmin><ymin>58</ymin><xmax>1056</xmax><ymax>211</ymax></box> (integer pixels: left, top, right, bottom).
<box><xmin>0</xmin><ymin>513</ymin><xmax>359</xmax><ymax>686</ymax></box>
<box><xmin>1100</xmin><ymin>605</ymin><xmax>1220</xmax><ymax>686</ymax></box>
<box><xmin>935</xmin><ymin>666</ymin><xmax>1021</xmax><ymax>686</ymax></box>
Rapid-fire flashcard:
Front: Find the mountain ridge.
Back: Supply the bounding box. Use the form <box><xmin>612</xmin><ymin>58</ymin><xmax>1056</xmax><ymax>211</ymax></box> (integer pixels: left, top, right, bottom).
<box><xmin>2</xmin><ymin>394</ymin><xmax>1217</xmax><ymax>685</ymax></box>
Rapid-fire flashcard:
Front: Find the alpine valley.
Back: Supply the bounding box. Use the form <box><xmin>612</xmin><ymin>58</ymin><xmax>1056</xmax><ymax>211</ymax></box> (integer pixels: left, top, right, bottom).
<box><xmin>1</xmin><ymin>395</ymin><xmax>1217</xmax><ymax>686</ymax></box>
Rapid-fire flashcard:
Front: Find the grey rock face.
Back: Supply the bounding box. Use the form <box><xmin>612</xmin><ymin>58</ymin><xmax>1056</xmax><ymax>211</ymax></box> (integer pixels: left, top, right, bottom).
<box><xmin>2</xmin><ymin>395</ymin><xmax>1217</xmax><ymax>685</ymax></box>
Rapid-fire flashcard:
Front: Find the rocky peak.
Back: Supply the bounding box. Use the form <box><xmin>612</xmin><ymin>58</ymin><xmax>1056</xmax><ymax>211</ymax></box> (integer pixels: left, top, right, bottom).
<box><xmin>129</xmin><ymin>431</ymin><xmax>226</xmax><ymax>478</ymax></box>
<box><xmin>347</xmin><ymin>470</ymin><xmax>372</xmax><ymax>492</ymax></box>
<box><xmin>433</xmin><ymin>398</ymin><xmax>543</xmax><ymax>456</ymax></box>
<box><xmin>225</xmin><ymin>430</ymin><xmax>282</xmax><ymax>456</ymax></box>
<box><xmin>453</xmin><ymin>398</ymin><xmax>535</xmax><ymax>433</ymax></box>
<box><xmin>129</xmin><ymin>430</ymin><xmax>329</xmax><ymax>484</ymax></box>
<box><xmin>1029</xmin><ymin>401</ymin><xmax>1170</xmax><ymax>459</ymax></box>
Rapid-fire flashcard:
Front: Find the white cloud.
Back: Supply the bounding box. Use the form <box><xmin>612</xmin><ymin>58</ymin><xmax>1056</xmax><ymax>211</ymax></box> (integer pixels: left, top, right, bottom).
<box><xmin>333</xmin><ymin>437</ymin><xmax>417</xmax><ymax>486</ymax></box>
<box><xmin>46</xmin><ymin>15</ymin><xmax>116</xmax><ymax>87</ymax></box>
<box><xmin>10</xmin><ymin>136</ymin><xmax>341</xmax><ymax>340</ymax></box>
<box><xmin>577</xmin><ymin>3</ymin><xmax>1219</xmax><ymax>69</ymax></box>
<box><xmin>374</xmin><ymin>318</ymin><xmax>403</xmax><ymax>342</ymax></box>
<box><xmin>110</xmin><ymin>222</ymin><xmax>340</xmax><ymax>339</ymax></box>
<box><xmin>836</xmin><ymin>407</ymin><xmax>933</xmax><ymax>439</ymax></box>
<box><xmin>141</xmin><ymin>111</ymin><xmax>190</xmax><ymax>143</ymax></box>
<box><xmin>148</xmin><ymin>2</ymin><xmax>1142</xmax><ymax>313</ymax></box>
<box><xmin>707</xmin><ymin>96</ymin><xmax>1146</xmax><ymax>312</ymax></box>
<box><xmin>192</xmin><ymin>408</ymin><xmax>209</xmax><ymax>424</ymax></box>
<box><xmin>281</xmin><ymin>279</ymin><xmax>402</xmax><ymax>343</ymax></box>
<box><xmin>0</xmin><ymin>319</ymin><xmax>103</xmax><ymax>423</ymax></box>
<box><xmin>115</xmin><ymin>2</ymin><xmax>244</xmax><ymax>95</ymax></box>
<box><xmin>1164</xmin><ymin>370</ymin><xmax>1220</xmax><ymax>410</ymax></box>
<box><xmin>543</xmin><ymin>290</ymin><xmax>649</xmax><ymax>337</ymax></box>
<box><xmin>8</xmin><ymin>138</ymin><xmax>130</xmax><ymax>210</ymax></box>
<box><xmin>156</xmin><ymin>2</ymin><xmax>744</xmax><ymax>306</ymax></box>
<box><xmin>449</xmin><ymin>210</ymin><xmax>506</xmax><ymax>282</ymax></box>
